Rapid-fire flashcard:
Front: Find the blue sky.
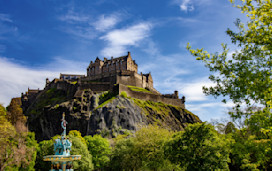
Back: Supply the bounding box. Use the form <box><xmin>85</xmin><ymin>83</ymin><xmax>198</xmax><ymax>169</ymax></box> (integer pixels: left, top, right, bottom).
<box><xmin>0</xmin><ymin>0</ymin><xmax>247</xmax><ymax>122</ymax></box>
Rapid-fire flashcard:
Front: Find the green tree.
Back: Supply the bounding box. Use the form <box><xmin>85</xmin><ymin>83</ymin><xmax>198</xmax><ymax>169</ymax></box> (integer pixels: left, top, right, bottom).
<box><xmin>35</xmin><ymin>139</ymin><xmax>53</xmax><ymax>171</ymax></box>
<box><xmin>0</xmin><ymin>104</ymin><xmax>17</xmax><ymax>170</ymax></box>
<box><xmin>187</xmin><ymin>0</ymin><xmax>272</xmax><ymax>133</ymax></box>
<box><xmin>0</xmin><ymin>105</ymin><xmax>38</xmax><ymax>171</ymax></box>
<box><xmin>225</xmin><ymin>122</ymin><xmax>237</xmax><ymax>134</ymax></box>
<box><xmin>84</xmin><ymin>134</ymin><xmax>111</xmax><ymax>170</ymax></box>
<box><xmin>187</xmin><ymin>1</ymin><xmax>272</xmax><ymax>169</ymax></box>
<box><xmin>110</xmin><ymin>138</ymin><xmax>136</xmax><ymax>170</ymax></box>
<box><xmin>229</xmin><ymin>129</ymin><xmax>272</xmax><ymax>170</ymax></box>
<box><xmin>132</xmin><ymin>125</ymin><xmax>176</xmax><ymax>170</ymax></box>
<box><xmin>68</xmin><ymin>130</ymin><xmax>87</xmax><ymax>145</ymax></box>
<box><xmin>68</xmin><ymin>131</ymin><xmax>93</xmax><ymax>171</ymax></box>
<box><xmin>20</xmin><ymin>132</ymin><xmax>39</xmax><ymax>171</ymax></box>
<box><xmin>110</xmin><ymin>125</ymin><xmax>177</xmax><ymax>170</ymax></box>
<box><xmin>6</xmin><ymin>98</ymin><xmax>26</xmax><ymax>125</ymax></box>
<box><xmin>165</xmin><ymin>123</ymin><xmax>231</xmax><ymax>170</ymax></box>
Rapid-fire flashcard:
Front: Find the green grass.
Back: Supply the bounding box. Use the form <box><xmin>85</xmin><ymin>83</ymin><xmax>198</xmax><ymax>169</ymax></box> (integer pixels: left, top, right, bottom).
<box><xmin>96</xmin><ymin>97</ymin><xmax>116</xmax><ymax>109</ymax></box>
<box><xmin>127</xmin><ymin>85</ymin><xmax>153</xmax><ymax>93</ymax></box>
<box><xmin>132</xmin><ymin>98</ymin><xmax>171</xmax><ymax>116</ymax></box>
<box><xmin>28</xmin><ymin>88</ymin><xmax>67</xmax><ymax>115</ymax></box>
<box><xmin>95</xmin><ymin>91</ymin><xmax>117</xmax><ymax>109</ymax></box>
<box><xmin>99</xmin><ymin>91</ymin><xmax>115</xmax><ymax>103</ymax></box>
<box><xmin>70</xmin><ymin>81</ymin><xmax>77</xmax><ymax>84</ymax></box>
<box><xmin>132</xmin><ymin>98</ymin><xmax>198</xmax><ymax>120</ymax></box>
<box><xmin>184</xmin><ymin>109</ymin><xmax>200</xmax><ymax>120</ymax></box>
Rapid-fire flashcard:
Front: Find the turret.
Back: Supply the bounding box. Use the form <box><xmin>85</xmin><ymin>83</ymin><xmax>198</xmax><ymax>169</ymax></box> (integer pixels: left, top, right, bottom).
<box><xmin>174</xmin><ymin>90</ymin><xmax>179</xmax><ymax>99</ymax></box>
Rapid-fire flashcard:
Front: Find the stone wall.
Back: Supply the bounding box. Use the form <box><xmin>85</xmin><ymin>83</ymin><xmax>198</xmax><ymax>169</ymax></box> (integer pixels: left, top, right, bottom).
<box><xmin>81</xmin><ymin>71</ymin><xmax>159</xmax><ymax>94</ymax></box>
<box><xmin>79</xmin><ymin>82</ymin><xmax>111</xmax><ymax>92</ymax></box>
<box><xmin>117</xmin><ymin>84</ymin><xmax>185</xmax><ymax>108</ymax></box>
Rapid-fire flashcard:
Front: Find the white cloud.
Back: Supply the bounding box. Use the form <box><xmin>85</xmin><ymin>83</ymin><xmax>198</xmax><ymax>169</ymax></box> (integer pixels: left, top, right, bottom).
<box><xmin>141</xmin><ymin>40</ymin><xmax>160</xmax><ymax>56</ymax></box>
<box><xmin>181</xmin><ymin>80</ymin><xmax>215</xmax><ymax>101</ymax></box>
<box><xmin>60</xmin><ymin>26</ymin><xmax>96</xmax><ymax>40</ymax></box>
<box><xmin>58</xmin><ymin>10</ymin><xmax>90</xmax><ymax>23</ymax></box>
<box><xmin>100</xmin><ymin>22</ymin><xmax>152</xmax><ymax>57</ymax></box>
<box><xmin>0</xmin><ymin>13</ymin><xmax>17</xmax><ymax>39</ymax></box>
<box><xmin>94</xmin><ymin>14</ymin><xmax>121</xmax><ymax>32</ymax></box>
<box><xmin>187</xmin><ymin>101</ymin><xmax>234</xmax><ymax>111</ymax></box>
<box><xmin>157</xmin><ymin>78</ymin><xmax>214</xmax><ymax>102</ymax></box>
<box><xmin>179</xmin><ymin>0</ymin><xmax>194</xmax><ymax>12</ymax></box>
<box><xmin>58</xmin><ymin>9</ymin><xmax>96</xmax><ymax>40</ymax></box>
<box><xmin>171</xmin><ymin>0</ymin><xmax>212</xmax><ymax>12</ymax></box>
<box><xmin>186</xmin><ymin>100</ymin><xmax>235</xmax><ymax>121</ymax></box>
<box><xmin>58</xmin><ymin>10</ymin><xmax>124</xmax><ymax>40</ymax></box>
<box><xmin>0</xmin><ymin>13</ymin><xmax>13</xmax><ymax>23</ymax></box>
<box><xmin>0</xmin><ymin>57</ymin><xmax>85</xmax><ymax>106</ymax></box>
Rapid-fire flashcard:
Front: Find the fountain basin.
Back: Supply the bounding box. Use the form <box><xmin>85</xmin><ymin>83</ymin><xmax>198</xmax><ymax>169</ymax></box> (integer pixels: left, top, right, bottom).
<box><xmin>43</xmin><ymin>155</ymin><xmax>81</xmax><ymax>162</ymax></box>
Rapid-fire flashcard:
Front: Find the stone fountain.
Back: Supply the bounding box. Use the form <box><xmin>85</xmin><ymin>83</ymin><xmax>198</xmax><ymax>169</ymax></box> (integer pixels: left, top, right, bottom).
<box><xmin>43</xmin><ymin>113</ymin><xmax>81</xmax><ymax>171</ymax></box>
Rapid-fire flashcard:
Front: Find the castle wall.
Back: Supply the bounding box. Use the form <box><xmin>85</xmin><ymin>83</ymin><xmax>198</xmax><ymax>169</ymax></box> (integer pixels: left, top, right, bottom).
<box><xmin>46</xmin><ymin>79</ymin><xmax>78</xmax><ymax>99</ymax></box>
<box><xmin>118</xmin><ymin>84</ymin><xmax>185</xmax><ymax>108</ymax></box>
<box><xmin>79</xmin><ymin>82</ymin><xmax>111</xmax><ymax>92</ymax></box>
<box><xmin>82</xmin><ymin>70</ymin><xmax>160</xmax><ymax>95</ymax></box>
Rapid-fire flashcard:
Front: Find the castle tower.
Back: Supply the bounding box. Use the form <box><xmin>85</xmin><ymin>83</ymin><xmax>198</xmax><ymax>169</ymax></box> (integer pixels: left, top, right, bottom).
<box><xmin>87</xmin><ymin>57</ymin><xmax>104</xmax><ymax>76</ymax></box>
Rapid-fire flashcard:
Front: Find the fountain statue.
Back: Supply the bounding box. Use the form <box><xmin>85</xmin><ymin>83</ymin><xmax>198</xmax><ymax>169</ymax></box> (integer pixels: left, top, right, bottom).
<box><xmin>43</xmin><ymin>113</ymin><xmax>81</xmax><ymax>171</ymax></box>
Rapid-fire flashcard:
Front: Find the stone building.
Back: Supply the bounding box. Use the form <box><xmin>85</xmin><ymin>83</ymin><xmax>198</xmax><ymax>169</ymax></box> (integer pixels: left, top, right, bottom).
<box><xmin>82</xmin><ymin>52</ymin><xmax>157</xmax><ymax>94</ymax></box>
<box><xmin>87</xmin><ymin>52</ymin><xmax>137</xmax><ymax>76</ymax></box>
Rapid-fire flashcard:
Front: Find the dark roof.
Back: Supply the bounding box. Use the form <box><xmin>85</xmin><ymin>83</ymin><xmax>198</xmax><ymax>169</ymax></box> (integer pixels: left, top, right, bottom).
<box><xmin>103</xmin><ymin>55</ymin><xmax>128</xmax><ymax>64</ymax></box>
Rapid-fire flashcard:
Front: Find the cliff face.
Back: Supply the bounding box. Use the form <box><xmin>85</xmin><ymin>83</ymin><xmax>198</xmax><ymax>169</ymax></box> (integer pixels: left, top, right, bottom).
<box><xmin>23</xmin><ymin>87</ymin><xmax>201</xmax><ymax>141</ymax></box>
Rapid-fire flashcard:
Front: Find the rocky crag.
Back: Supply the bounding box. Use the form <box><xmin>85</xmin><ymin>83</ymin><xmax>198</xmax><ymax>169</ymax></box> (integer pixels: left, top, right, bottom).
<box><xmin>22</xmin><ymin>83</ymin><xmax>201</xmax><ymax>141</ymax></box>
<box><xmin>21</xmin><ymin>52</ymin><xmax>201</xmax><ymax>141</ymax></box>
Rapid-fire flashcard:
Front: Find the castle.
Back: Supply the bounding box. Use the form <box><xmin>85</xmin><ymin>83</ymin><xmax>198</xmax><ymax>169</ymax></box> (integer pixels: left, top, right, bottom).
<box><xmin>22</xmin><ymin>52</ymin><xmax>185</xmax><ymax>108</ymax></box>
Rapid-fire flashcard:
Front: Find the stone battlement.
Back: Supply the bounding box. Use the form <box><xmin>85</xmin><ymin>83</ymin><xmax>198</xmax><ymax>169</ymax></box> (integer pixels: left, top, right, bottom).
<box><xmin>117</xmin><ymin>84</ymin><xmax>185</xmax><ymax>108</ymax></box>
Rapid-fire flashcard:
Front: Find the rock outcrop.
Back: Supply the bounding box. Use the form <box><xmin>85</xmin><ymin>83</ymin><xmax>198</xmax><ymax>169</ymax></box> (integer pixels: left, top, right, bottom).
<box><xmin>23</xmin><ymin>87</ymin><xmax>201</xmax><ymax>141</ymax></box>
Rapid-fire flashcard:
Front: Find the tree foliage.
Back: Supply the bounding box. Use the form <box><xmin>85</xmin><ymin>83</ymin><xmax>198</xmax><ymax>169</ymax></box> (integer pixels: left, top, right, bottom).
<box><xmin>84</xmin><ymin>134</ymin><xmax>111</xmax><ymax>170</ymax></box>
<box><xmin>68</xmin><ymin>131</ymin><xmax>94</xmax><ymax>171</ymax></box>
<box><xmin>0</xmin><ymin>104</ymin><xmax>38</xmax><ymax>171</ymax></box>
<box><xmin>68</xmin><ymin>130</ymin><xmax>87</xmax><ymax>145</ymax></box>
<box><xmin>187</xmin><ymin>1</ymin><xmax>271</xmax><ymax>109</ymax></box>
<box><xmin>229</xmin><ymin>128</ymin><xmax>272</xmax><ymax>170</ymax></box>
<box><xmin>186</xmin><ymin>3</ymin><xmax>272</xmax><ymax>169</ymax></box>
<box><xmin>35</xmin><ymin>139</ymin><xmax>53</xmax><ymax>171</ymax></box>
<box><xmin>165</xmin><ymin>123</ymin><xmax>231</xmax><ymax>170</ymax></box>
<box><xmin>6</xmin><ymin>98</ymin><xmax>26</xmax><ymax>125</ymax></box>
<box><xmin>110</xmin><ymin>125</ymin><xmax>177</xmax><ymax>170</ymax></box>
<box><xmin>187</xmin><ymin>0</ymin><xmax>271</xmax><ymax>135</ymax></box>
